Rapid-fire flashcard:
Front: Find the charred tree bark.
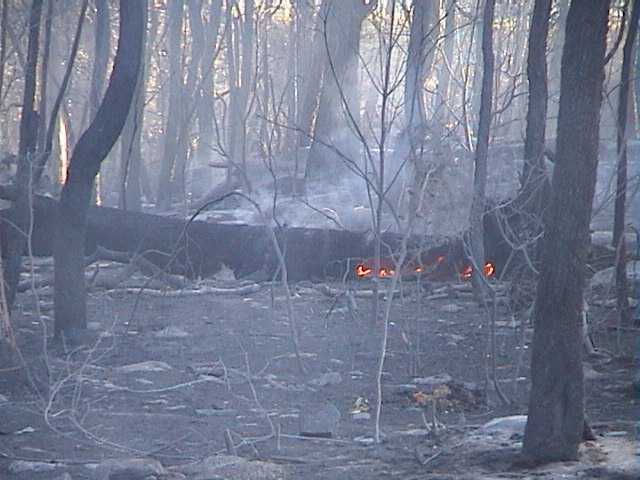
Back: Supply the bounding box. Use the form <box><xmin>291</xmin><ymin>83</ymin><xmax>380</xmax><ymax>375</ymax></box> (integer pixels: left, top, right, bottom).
<box><xmin>36</xmin><ymin>0</ymin><xmax>53</xmax><ymax>154</ymax></box>
<box><xmin>305</xmin><ymin>0</ymin><xmax>373</xmax><ymax>182</ymax></box>
<box><xmin>0</xmin><ymin>0</ymin><xmax>7</xmax><ymax>105</ymax></box>
<box><xmin>521</xmin><ymin>0</ymin><xmax>552</xmax><ymax>220</ymax></box>
<box><xmin>469</xmin><ymin>0</ymin><xmax>494</xmax><ymax>297</ymax></box>
<box><xmin>194</xmin><ymin>0</ymin><xmax>222</xmax><ymax>169</ymax></box>
<box><xmin>90</xmin><ymin>0</ymin><xmax>111</xmax><ymax>204</ymax></box>
<box><xmin>36</xmin><ymin>0</ymin><xmax>88</xmax><ymax>188</ymax></box>
<box><xmin>225</xmin><ymin>0</ymin><xmax>255</xmax><ymax>192</ymax></box>
<box><xmin>89</xmin><ymin>0</ymin><xmax>110</xmax><ymax>122</ymax></box>
<box><xmin>1</xmin><ymin>186</ymin><xmax>516</xmax><ymax>286</ymax></box>
<box><xmin>119</xmin><ymin>1</ymin><xmax>147</xmax><ymax>212</ymax></box>
<box><xmin>156</xmin><ymin>0</ymin><xmax>184</xmax><ymax>210</ymax></box>
<box><xmin>404</xmin><ymin>0</ymin><xmax>440</xmax><ymax>225</ymax></box>
<box><xmin>438</xmin><ymin>0</ymin><xmax>456</xmax><ymax>127</ymax></box>
<box><xmin>2</xmin><ymin>0</ymin><xmax>42</xmax><ymax>309</ymax></box>
<box><xmin>296</xmin><ymin>0</ymin><xmax>326</xmax><ymax>150</ymax></box>
<box><xmin>612</xmin><ymin>0</ymin><xmax>639</xmax><ymax>326</ymax></box>
<box><xmin>54</xmin><ymin>0</ymin><xmax>144</xmax><ymax>339</ymax></box>
<box><xmin>522</xmin><ymin>0</ymin><xmax>610</xmax><ymax>463</ymax></box>
<box><xmin>171</xmin><ymin>0</ymin><xmax>206</xmax><ymax>202</ymax></box>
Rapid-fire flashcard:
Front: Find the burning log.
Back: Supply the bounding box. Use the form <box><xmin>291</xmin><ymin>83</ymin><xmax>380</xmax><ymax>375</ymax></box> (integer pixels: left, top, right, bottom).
<box><xmin>0</xmin><ymin>190</ymin><xmax>514</xmax><ymax>283</ymax></box>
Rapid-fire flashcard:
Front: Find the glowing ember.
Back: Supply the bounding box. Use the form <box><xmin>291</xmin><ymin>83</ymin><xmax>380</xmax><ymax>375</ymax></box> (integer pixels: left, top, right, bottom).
<box><xmin>460</xmin><ymin>261</ymin><xmax>496</xmax><ymax>280</ymax></box>
<box><xmin>379</xmin><ymin>267</ymin><xmax>395</xmax><ymax>278</ymax></box>
<box><xmin>354</xmin><ymin>260</ymin><xmax>397</xmax><ymax>279</ymax></box>
<box><xmin>355</xmin><ymin>264</ymin><xmax>372</xmax><ymax>278</ymax></box>
<box><xmin>483</xmin><ymin>261</ymin><xmax>496</xmax><ymax>277</ymax></box>
<box><xmin>461</xmin><ymin>265</ymin><xmax>473</xmax><ymax>280</ymax></box>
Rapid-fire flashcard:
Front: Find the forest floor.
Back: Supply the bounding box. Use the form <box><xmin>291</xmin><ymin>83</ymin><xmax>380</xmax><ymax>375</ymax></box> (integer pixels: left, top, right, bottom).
<box><xmin>0</xmin><ymin>259</ymin><xmax>638</xmax><ymax>480</ymax></box>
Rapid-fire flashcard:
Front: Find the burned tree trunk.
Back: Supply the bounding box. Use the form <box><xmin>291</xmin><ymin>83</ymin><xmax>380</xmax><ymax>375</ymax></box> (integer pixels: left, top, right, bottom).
<box><xmin>469</xmin><ymin>0</ymin><xmax>495</xmax><ymax>297</ymax></box>
<box><xmin>156</xmin><ymin>0</ymin><xmax>184</xmax><ymax>210</ymax></box>
<box><xmin>612</xmin><ymin>0</ymin><xmax>639</xmax><ymax>326</ymax></box>
<box><xmin>305</xmin><ymin>0</ymin><xmax>373</xmax><ymax>182</ymax></box>
<box><xmin>1</xmin><ymin>188</ymin><xmax>516</xmax><ymax>285</ymax></box>
<box><xmin>119</xmin><ymin>1</ymin><xmax>148</xmax><ymax>212</ymax></box>
<box><xmin>522</xmin><ymin>0</ymin><xmax>610</xmax><ymax>463</ymax></box>
<box><xmin>2</xmin><ymin>0</ymin><xmax>42</xmax><ymax>309</ymax></box>
<box><xmin>54</xmin><ymin>0</ymin><xmax>144</xmax><ymax>339</ymax></box>
<box><xmin>521</xmin><ymin>0</ymin><xmax>552</xmax><ymax>219</ymax></box>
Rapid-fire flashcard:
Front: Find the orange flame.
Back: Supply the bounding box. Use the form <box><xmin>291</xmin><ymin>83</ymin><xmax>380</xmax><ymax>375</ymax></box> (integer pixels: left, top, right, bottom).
<box><xmin>379</xmin><ymin>267</ymin><xmax>395</xmax><ymax>278</ymax></box>
<box><xmin>461</xmin><ymin>265</ymin><xmax>473</xmax><ymax>280</ymax></box>
<box><xmin>355</xmin><ymin>264</ymin><xmax>372</xmax><ymax>278</ymax></box>
<box><xmin>460</xmin><ymin>261</ymin><xmax>496</xmax><ymax>280</ymax></box>
<box><xmin>483</xmin><ymin>261</ymin><xmax>495</xmax><ymax>277</ymax></box>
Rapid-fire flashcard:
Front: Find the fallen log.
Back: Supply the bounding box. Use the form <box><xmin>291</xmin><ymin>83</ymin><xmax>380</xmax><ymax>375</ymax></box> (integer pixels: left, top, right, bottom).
<box><xmin>0</xmin><ymin>191</ymin><xmax>513</xmax><ymax>281</ymax></box>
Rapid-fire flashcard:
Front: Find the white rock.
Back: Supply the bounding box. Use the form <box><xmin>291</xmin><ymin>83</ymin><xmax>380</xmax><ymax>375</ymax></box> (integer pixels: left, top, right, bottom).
<box><xmin>310</xmin><ymin>371</ymin><xmax>343</xmax><ymax>387</ymax></box>
<box><xmin>440</xmin><ymin>303</ymin><xmax>463</xmax><ymax>313</ymax></box>
<box><xmin>117</xmin><ymin>360</ymin><xmax>172</xmax><ymax>373</ymax></box>
<box><xmin>480</xmin><ymin>415</ymin><xmax>527</xmax><ymax>437</ymax></box>
<box><xmin>153</xmin><ymin>326</ymin><xmax>190</xmax><ymax>338</ymax></box>
<box><xmin>9</xmin><ymin>460</ymin><xmax>63</xmax><ymax>473</ymax></box>
<box><xmin>91</xmin><ymin>457</ymin><xmax>166</xmax><ymax>479</ymax></box>
<box><xmin>176</xmin><ymin>455</ymin><xmax>284</xmax><ymax>480</ymax></box>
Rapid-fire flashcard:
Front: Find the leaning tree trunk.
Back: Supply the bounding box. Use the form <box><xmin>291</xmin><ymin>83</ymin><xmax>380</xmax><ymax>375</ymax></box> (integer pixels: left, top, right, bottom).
<box><xmin>522</xmin><ymin>0</ymin><xmax>610</xmax><ymax>463</ymax></box>
<box><xmin>612</xmin><ymin>0</ymin><xmax>639</xmax><ymax>327</ymax></box>
<box><xmin>469</xmin><ymin>0</ymin><xmax>495</xmax><ymax>298</ymax></box>
<box><xmin>54</xmin><ymin>0</ymin><xmax>144</xmax><ymax>340</ymax></box>
<box><xmin>90</xmin><ymin>0</ymin><xmax>110</xmax><ymax>204</ymax></box>
<box><xmin>2</xmin><ymin>0</ymin><xmax>42</xmax><ymax>309</ymax></box>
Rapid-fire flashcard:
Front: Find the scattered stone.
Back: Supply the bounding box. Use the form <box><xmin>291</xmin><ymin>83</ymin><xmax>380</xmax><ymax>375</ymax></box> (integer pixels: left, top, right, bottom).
<box><xmin>153</xmin><ymin>326</ymin><xmax>190</xmax><ymax>338</ymax></box>
<box><xmin>602</xmin><ymin>297</ymin><xmax>638</xmax><ymax>309</ymax></box>
<box><xmin>117</xmin><ymin>360</ymin><xmax>172</xmax><ymax>373</ymax></box>
<box><xmin>175</xmin><ymin>455</ymin><xmax>284</xmax><ymax>480</ymax></box>
<box><xmin>187</xmin><ymin>362</ymin><xmax>225</xmax><ymax>377</ymax></box>
<box><xmin>480</xmin><ymin>415</ymin><xmax>527</xmax><ymax>439</ymax></box>
<box><xmin>8</xmin><ymin>460</ymin><xmax>63</xmax><ymax>473</ymax></box>
<box><xmin>53</xmin><ymin>474</ymin><xmax>73</xmax><ymax>480</ymax></box>
<box><xmin>91</xmin><ymin>457</ymin><xmax>166</xmax><ymax>480</ymax></box>
<box><xmin>351</xmin><ymin>411</ymin><xmax>371</xmax><ymax>421</ymax></box>
<box><xmin>310</xmin><ymin>371</ymin><xmax>343</xmax><ymax>387</ymax></box>
<box><xmin>583</xmin><ymin>363</ymin><xmax>605</xmax><ymax>381</ymax></box>
<box><xmin>354</xmin><ymin>435</ymin><xmax>375</xmax><ymax>445</ymax></box>
<box><xmin>14</xmin><ymin>426</ymin><xmax>35</xmax><ymax>434</ymax></box>
<box><xmin>397</xmin><ymin>428</ymin><xmax>430</xmax><ymax>436</ymax></box>
<box><xmin>195</xmin><ymin>408</ymin><xmax>236</xmax><ymax>417</ymax></box>
<box><xmin>440</xmin><ymin>303</ymin><xmax>463</xmax><ymax>313</ymax></box>
<box><xmin>604</xmin><ymin>431</ymin><xmax>629</xmax><ymax>437</ymax></box>
<box><xmin>590</xmin><ymin>261</ymin><xmax>640</xmax><ymax>291</ymax></box>
<box><xmin>412</xmin><ymin>373</ymin><xmax>453</xmax><ymax>387</ymax></box>
<box><xmin>299</xmin><ymin>402</ymin><xmax>341</xmax><ymax>438</ymax></box>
